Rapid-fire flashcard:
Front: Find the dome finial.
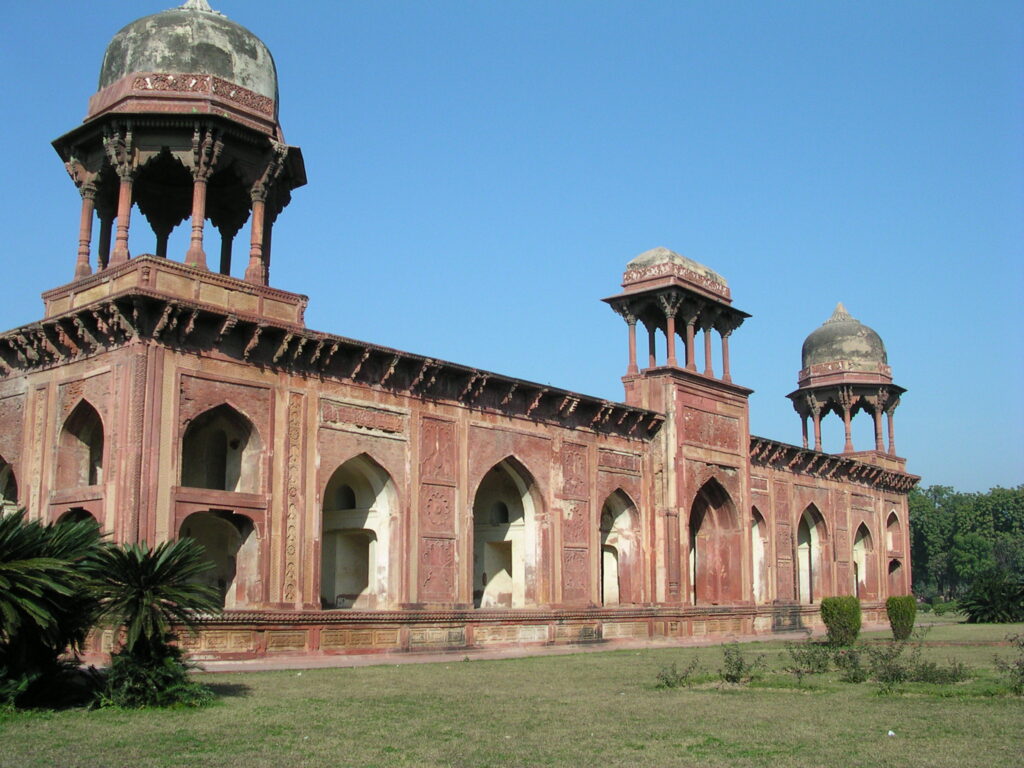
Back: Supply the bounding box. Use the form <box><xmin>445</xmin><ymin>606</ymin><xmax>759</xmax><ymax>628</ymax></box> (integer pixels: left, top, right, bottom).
<box><xmin>179</xmin><ymin>0</ymin><xmax>216</xmax><ymax>12</ymax></box>
<box><xmin>826</xmin><ymin>302</ymin><xmax>853</xmax><ymax>324</ymax></box>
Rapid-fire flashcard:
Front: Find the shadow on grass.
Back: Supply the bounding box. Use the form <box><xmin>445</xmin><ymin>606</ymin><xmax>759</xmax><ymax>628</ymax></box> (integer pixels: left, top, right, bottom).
<box><xmin>206</xmin><ymin>682</ymin><xmax>253</xmax><ymax>699</ymax></box>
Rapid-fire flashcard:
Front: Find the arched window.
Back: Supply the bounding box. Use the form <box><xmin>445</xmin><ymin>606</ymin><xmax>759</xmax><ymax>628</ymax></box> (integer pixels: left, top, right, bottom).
<box><xmin>796</xmin><ymin>505</ymin><xmax>828</xmax><ymax>604</ymax></box>
<box><xmin>58</xmin><ymin>507</ymin><xmax>98</xmax><ymax>526</ymax></box>
<box><xmin>181</xmin><ymin>510</ymin><xmax>258</xmax><ymax>610</ymax></box>
<box><xmin>689</xmin><ymin>479</ymin><xmax>742</xmax><ymax>605</ymax></box>
<box><xmin>600</xmin><ymin>490</ymin><xmax>639</xmax><ymax>606</ymax></box>
<box><xmin>472</xmin><ymin>458</ymin><xmax>539</xmax><ymax>609</ymax></box>
<box><xmin>852</xmin><ymin>523</ymin><xmax>874</xmax><ymax>599</ymax></box>
<box><xmin>751</xmin><ymin>508</ymin><xmax>769</xmax><ymax>604</ymax></box>
<box><xmin>321</xmin><ymin>454</ymin><xmax>397</xmax><ymax>610</ymax></box>
<box><xmin>56</xmin><ymin>401</ymin><xmax>104</xmax><ymax>489</ymax></box>
<box><xmin>0</xmin><ymin>458</ymin><xmax>17</xmax><ymax>513</ymax></box>
<box><xmin>181</xmin><ymin>405</ymin><xmax>260</xmax><ymax>493</ymax></box>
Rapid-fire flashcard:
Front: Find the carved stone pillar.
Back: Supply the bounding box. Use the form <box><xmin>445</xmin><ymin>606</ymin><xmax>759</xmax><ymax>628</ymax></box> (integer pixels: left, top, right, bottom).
<box><xmin>647</xmin><ymin>323</ymin><xmax>657</xmax><ymax>368</ymax></box>
<box><xmin>245</xmin><ymin>142</ymin><xmax>288</xmax><ymax>286</ymax></box>
<box><xmin>626</xmin><ymin>317</ymin><xmax>638</xmax><ymax>374</ymax></box>
<box><xmin>872</xmin><ymin>407</ymin><xmax>884</xmax><ymax>451</ymax></box>
<box><xmin>839</xmin><ymin>387</ymin><xmax>854</xmax><ymax>453</ymax></box>
<box><xmin>244</xmin><ymin>195</ymin><xmax>267</xmax><ymax>285</ymax></box>
<box><xmin>887</xmin><ymin>409</ymin><xmax>897</xmax><ymax>455</ymax></box>
<box><xmin>720</xmin><ymin>330</ymin><xmax>732</xmax><ymax>382</ymax></box>
<box><xmin>703</xmin><ymin>328</ymin><xmax>713</xmax><ymax>377</ymax></box>
<box><xmin>658</xmin><ymin>293</ymin><xmax>681</xmax><ymax>368</ymax></box>
<box><xmin>186</xmin><ymin>127</ymin><xmax>224</xmax><ymax>269</ymax></box>
<box><xmin>812</xmin><ymin>411</ymin><xmax>822</xmax><ymax>452</ymax></box>
<box><xmin>74</xmin><ymin>185</ymin><xmax>96</xmax><ymax>279</ymax></box>
<box><xmin>801</xmin><ymin>414</ymin><xmax>809</xmax><ymax>449</ymax></box>
<box><xmin>685</xmin><ymin>318</ymin><xmax>696</xmax><ymax>371</ymax></box>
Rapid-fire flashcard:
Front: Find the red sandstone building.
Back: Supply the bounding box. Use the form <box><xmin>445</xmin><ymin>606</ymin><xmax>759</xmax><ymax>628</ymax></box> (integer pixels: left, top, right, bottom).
<box><xmin>0</xmin><ymin>1</ymin><xmax>916</xmax><ymax>659</ymax></box>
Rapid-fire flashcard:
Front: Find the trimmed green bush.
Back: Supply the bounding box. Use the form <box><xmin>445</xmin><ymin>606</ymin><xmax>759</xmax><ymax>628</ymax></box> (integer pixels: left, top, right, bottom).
<box><xmin>886</xmin><ymin>595</ymin><xmax>917</xmax><ymax>641</ymax></box>
<box><xmin>819</xmin><ymin>596</ymin><xmax>861</xmax><ymax>646</ymax></box>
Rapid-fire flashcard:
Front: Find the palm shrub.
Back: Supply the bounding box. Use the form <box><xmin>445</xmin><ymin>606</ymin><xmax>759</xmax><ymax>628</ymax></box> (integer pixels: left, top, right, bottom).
<box><xmin>886</xmin><ymin>595</ymin><xmax>917</xmax><ymax>641</ymax></box>
<box><xmin>959</xmin><ymin>569</ymin><xmax>1024</xmax><ymax>623</ymax></box>
<box><xmin>89</xmin><ymin>538</ymin><xmax>221</xmax><ymax>707</ymax></box>
<box><xmin>0</xmin><ymin>509</ymin><xmax>102</xmax><ymax>706</ymax></box>
<box><xmin>819</xmin><ymin>596</ymin><xmax>861</xmax><ymax>646</ymax></box>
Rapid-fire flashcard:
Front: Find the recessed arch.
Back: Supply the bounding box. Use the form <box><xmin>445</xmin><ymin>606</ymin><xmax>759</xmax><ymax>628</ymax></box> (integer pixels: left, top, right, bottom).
<box><xmin>0</xmin><ymin>457</ymin><xmax>18</xmax><ymax>513</ymax></box>
<box><xmin>56</xmin><ymin>400</ymin><xmax>104</xmax><ymax>489</ymax></box>
<box><xmin>852</xmin><ymin>523</ymin><xmax>875</xmax><ymax>599</ymax></box>
<box><xmin>180</xmin><ymin>404</ymin><xmax>261</xmax><ymax>493</ymax></box>
<box><xmin>888</xmin><ymin>558</ymin><xmax>904</xmax><ymax>596</ymax></box>
<box><xmin>58</xmin><ymin>507</ymin><xmax>98</xmax><ymax>526</ymax></box>
<box><xmin>689</xmin><ymin>478</ymin><xmax>742</xmax><ymax>605</ymax></box>
<box><xmin>472</xmin><ymin>457</ymin><xmax>541</xmax><ymax>608</ymax></box>
<box><xmin>180</xmin><ymin>510</ymin><xmax>259</xmax><ymax>609</ymax></box>
<box><xmin>599</xmin><ymin>489</ymin><xmax>640</xmax><ymax>606</ymax></box>
<box><xmin>751</xmin><ymin>507</ymin><xmax>769</xmax><ymax>604</ymax></box>
<box><xmin>886</xmin><ymin>511</ymin><xmax>902</xmax><ymax>553</ymax></box>
<box><xmin>320</xmin><ymin>453</ymin><xmax>399</xmax><ymax>610</ymax></box>
<box><xmin>796</xmin><ymin>504</ymin><xmax>829</xmax><ymax>604</ymax></box>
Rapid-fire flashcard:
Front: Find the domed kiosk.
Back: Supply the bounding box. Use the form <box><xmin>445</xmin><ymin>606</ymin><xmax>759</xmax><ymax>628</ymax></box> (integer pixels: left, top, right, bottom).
<box><xmin>788</xmin><ymin>303</ymin><xmax>905</xmax><ymax>457</ymax></box>
<box><xmin>51</xmin><ymin>0</ymin><xmax>305</xmax><ymax>285</ymax></box>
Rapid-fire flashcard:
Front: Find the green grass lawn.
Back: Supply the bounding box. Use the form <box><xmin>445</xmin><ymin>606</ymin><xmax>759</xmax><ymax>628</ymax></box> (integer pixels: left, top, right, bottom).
<box><xmin>2</xmin><ymin>621</ymin><xmax>1022</xmax><ymax>768</ymax></box>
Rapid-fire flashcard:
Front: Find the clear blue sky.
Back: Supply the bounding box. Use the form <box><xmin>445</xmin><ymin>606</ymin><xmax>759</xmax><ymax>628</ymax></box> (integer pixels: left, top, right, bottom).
<box><xmin>1</xmin><ymin>1</ymin><xmax>1020</xmax><ymax>491</ymax></box>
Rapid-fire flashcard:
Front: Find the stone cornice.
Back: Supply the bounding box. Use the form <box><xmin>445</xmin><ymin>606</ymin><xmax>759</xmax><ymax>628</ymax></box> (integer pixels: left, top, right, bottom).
<box><xmin>0</xmin><ymin>287</ymin><xmax>664</xmax><ymax>441</ymax></box>
<box><xmin>749</xmin><ymin>435</ymin><xmax>918</xmax><ymax>493</ymax></box>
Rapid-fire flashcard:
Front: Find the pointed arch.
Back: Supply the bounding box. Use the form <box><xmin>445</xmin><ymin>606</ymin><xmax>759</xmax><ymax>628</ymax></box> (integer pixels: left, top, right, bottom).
<box><xmin>888</xmin><ymin>558</ymin><xmax>904</xmax><ymax>596</ymax></box>
<box><xmin>58</xmin><ymin>508</ymin><xmax>98</xmax><ymax>526</ymax></box>
<box><xmin>599</xmin><ymin>489</ymin><xmax>640</xmax><ymax>606</ymax></box>
<box><xmin>56</xmin><ymin>400</ymin><xmax>104</xmax><ymax>489</ymax></box>
<box><xmin>320</xmin><ymin>453</ymin><xmax>399</xmax><ymax>609</ymax></box>
<box><xmin>0</xmin><ymin>457</ymin><xmax>18</xmax><ymax>513</ymax></box>
<box><xmin>886</xmin><ymin>511</ymin><xmax>902</xmax><ymax>554</ymax></box>
<box><xmin>751</xmin><ymin>507</ymin><xmax>769</xmax><ymax>604</ymax></box>
<box><xmin>852</xmin><ymin>522</ymin><xmax>875</xmax><ymax>599</ymax></box>
<box><xmin>181</xmin><ymin>404</ymin><xmax>261</xmax><ymax>493</ymax></box>
<box><xmin>796</xmin><ymin>504</ymin><xmax>829</xmax><ymax>604</ymax></box>
<box><xmin>180</xmin><ymin>510</ymin><xmax>259</xmax><ymax>609</ymax></box>
<box><xmin>689</xmin><ymin>478</ymin><xmax>742</xmax><ymax>605</ymax></box>
<box><xmin>472</xmin><ymin>457</ymin><xmax>541</xmax><ymax>608</ymax></box>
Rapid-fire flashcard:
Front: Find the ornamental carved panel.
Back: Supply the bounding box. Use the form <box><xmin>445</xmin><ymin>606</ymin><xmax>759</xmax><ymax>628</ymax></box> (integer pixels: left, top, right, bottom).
<box><xmin>320</xmin><ymin>399</ymin><xmax>405</xmax><ymax>435</ymax></box>
<box><xmin>776</xmin><ymin>521</ymin><xmax>793</xmax><ymax>558</ymax></box>
<box><xmin>562</xmin><ymin>501</ymin><xmax>588</xmax><ymax>545</ymax></box>
<box><xmin>562</xmin><ymin>547</ymin><xmax>589</xmax><ymax>603</ymax></box>
<box><xmin>776</xmin><ymin>558</ymin><xmax>795</xmax><ymax>601</ymax></box>
<box><xmin>683</xmin><ymin>408</ymin><xmax>740</xmax><ymax>453</ymax></box>
<box><xmin>561</xmin><ymin>442</ymin><xmax>588</xmax><ymax>501</ymax></box>
<box><xmin>420</xmin><ymin>417</ymin><xmax>456</xmax><ymax>486</ymax></box>
<box><xmin>179</xmin><ymin>375</ymin><xmax>271</xmax><ymax>435</ymax></box>
<box><xmin>0</xmin><ymin>394</ymin><xmax>26</xmax><ymax>462</ymax></box>
<box><xmin>597</xmin><ymin>449</ymin><xmax>641</xmax><ymax>475</ymax></box>
<box><xmin>836</xmin><ymin>528</ymin><xmax>850</xmax><ymax>562</ymax></box>
<box><xmin>419</xmin><ymin>537</ymin><xmax>456</xmax><ymax>602</ymax></box>
<box><xmin>419</xmin><ymin>484</ymin><xmax>456</xmax><ymax>536</ymax></box>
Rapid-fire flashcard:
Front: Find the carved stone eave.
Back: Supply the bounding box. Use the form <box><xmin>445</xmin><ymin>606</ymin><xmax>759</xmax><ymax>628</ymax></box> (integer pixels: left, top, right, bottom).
<box><xmin>749</xmin><ymin>435</ymin><xmax>919</xmax><ymax>493</ymax></box>
<box><xmin>0</xmin><ymin>289</ymin><xmax>664</xmax><ymax>442</ymax></box>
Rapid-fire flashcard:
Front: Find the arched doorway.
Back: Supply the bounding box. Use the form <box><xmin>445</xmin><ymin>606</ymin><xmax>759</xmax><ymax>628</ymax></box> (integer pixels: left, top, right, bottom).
<box><xmin>689</xmin><ymin>479</ymin><xmax>742</xmax><ymax>605</ymax></box>
<box><xmin>181</xmin><ymin>404</ymin><xmax>261</xmax><ymax>493</ymax></box>
<box><xmin>0</xmin><ymin>458</ymin><xmax>17</xmax><ymax>513</ymax></box>
<box><xmin>56</xmin><ymin>400</ymin><xmax>104</xmax><ymax>488</ymax></box>
<box><xmin>320</xmin><ymin>454</ymin><xmax>398</xmax><ymax>609</ymax></box>
<box><xmin>751</xmin><ymin>508</ymin><xmax>769</xmax><ymax>604</ymax></box>
<box><xmin>852</xmin><ymin>523</ymin><xmax>874</xmax><ymax>599</ymax></box>
<box><xmin>599</xmin><ymin>490</ymin><xmax>639</xmax><ymax>606</ymax></box>
<box><xmin>180</xmin><ymin>510</ymin><xmax>258</xmax><ymax>609</ymax></box>
<box><xmin>472</xmin><ymin>459</ymin><xmax>539</xmax><ymax>608</ymax></box>
<box><xmin>796</xmin><ymin>505</ymin><xmax>828</xmax><ymax>604</ymax></box>
<box><xmin>888</xmin><ymin>559</ymin><xmax>904</xmax><ymax>596</ymax></box>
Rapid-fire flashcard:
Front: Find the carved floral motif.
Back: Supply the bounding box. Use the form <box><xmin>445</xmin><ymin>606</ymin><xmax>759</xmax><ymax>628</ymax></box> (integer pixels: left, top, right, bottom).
<box><xmin>561</xmin><ymin>442</ymin><xmax>588</xmax><ymax>500</ymax></box>
<box><xmin>419</xmin><ymin>537</ymin><xmax>455</xmax><ymax>601</ymax></box>
<box><xmin>420</xmin><ymin>418</ymin><xmax>456</xmax><ymax>485</ymax></box>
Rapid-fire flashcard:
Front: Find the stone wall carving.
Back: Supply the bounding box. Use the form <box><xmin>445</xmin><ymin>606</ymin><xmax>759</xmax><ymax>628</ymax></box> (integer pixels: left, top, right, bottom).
<box><xmin>418</xmin><ymin>537</ymin><xmax>456</xmax><ymax>602</ymax></box>
<box><xmin>419</xmin><ymin>484</ymin><xmax>455</xmax><ymax>536</ymax></box>
<box><xmin>562</xmin><ymin>501</ymin><xmax>588</xmax><ymax>546</ymax></box>
<box><xmin>420</xmin><ymin>417</ymin><xmax>456</xmax><ymax>485</ymax></box>
<box><xmin>561</xmin><ymin>442</ymin><xmax>588</xmax><ymax>500</ymax></box>
<box><xmin>283</xmin><ymin>392</ymin><xmax>303</xmax><ymax>604</ymax></box>
<box><xmin>320</xmin><ymin>399</ymin><xmax>405</xmax><ymax>436</ymax></box>
<box><xmin>683</xmin><ymin>408</ymin><xmax>740</xmax><ymax>453</ymax></box>
<box><xmin>597</xmin><ymin>449</ymin><xmax>641</xmax><ymax>474</ymax></box>
<box><xmin>561</xmin><ymin>547</ymin><xmax>589</xmax><ymax>603</ymax></box>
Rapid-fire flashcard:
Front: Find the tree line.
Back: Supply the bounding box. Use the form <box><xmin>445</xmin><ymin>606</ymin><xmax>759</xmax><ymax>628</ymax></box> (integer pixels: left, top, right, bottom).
<box><xmin>910</xmin><ymin>484</ymin><xmax>1024</xmax><ymax>600</ymax></box>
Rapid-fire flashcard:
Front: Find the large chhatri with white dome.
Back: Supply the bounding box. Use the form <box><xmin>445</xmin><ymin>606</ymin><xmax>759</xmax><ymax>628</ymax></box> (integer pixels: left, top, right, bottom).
<box><xmin>0</xmin><ymin>2</ymin><xmax>917</xmax><ymax>660</ymax></box>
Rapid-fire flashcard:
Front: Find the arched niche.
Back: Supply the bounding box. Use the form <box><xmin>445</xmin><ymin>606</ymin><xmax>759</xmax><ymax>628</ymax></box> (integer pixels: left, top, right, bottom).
<box><xmin>472</xmin><ymin>458</ymin><xmax>540</xmax><ymax>609</ymax></box>
<box><xmin>689</xmin><ymin>479</ymin><xmax>742</xmax><ymax>605</ymax></box>
<box><xmin>599</xmin><ymin>490</ymin><xmax>640</xmax><ymax>606</ymax></box>
<box><xmin>58</xmin><ymin>507</ymin><xmax>98</xmax><ymax>526</ymax></box>
<box><xmin>320</xmin><ymin>454</ymin><xmax>398</xmax><ymax>610</ymax></box>
<box><xmin>751</xmin><ymin>508</ymin><xmax>769</xmax><ymax>604</ymax></box>
<box><xmin>180</xmin><ymin>404</ymin><xmax>261</xmax><ymax>493</ymax></box>
<box><xmin>0</xmin><ymin>458</ymin><xmax>18</xmax><ymax>513</ymax></box>
<box><xmin>886</xmin><ymin>511</ymin><xmax>902</xmax><ymax>554</ymax></box>
<box><xmin>180</xmin><ymin>510</ymin><xmax>258</xmax><ymax>610</ymax></box>
<box><xmin>56</xmin><ymin>400</ymin><xmax>104</xmax><ymax>489</ymax></box>
<box><xmin>852</xmin><ymin>523</ymin><xmax>875</xmax><ymax>599</ymax></box>
<box><xmin>887</xmin><ymin>558</ymin><xmax>904</xmax><ymax>596</ymax></box>
<box><xmin>796</xmin><ymin>505</ymin><xmax>829</xmax><ymax>604</ymax></box>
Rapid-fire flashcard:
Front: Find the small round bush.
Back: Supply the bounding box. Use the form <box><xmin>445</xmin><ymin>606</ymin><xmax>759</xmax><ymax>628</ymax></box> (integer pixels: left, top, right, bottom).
<box><xmin>886</xmin><ymin>595</ymin><xmax>917</xmax><ymax>641</ymax></box>
<box><xmin>819</xmin><ymin>596</ymin><xmax>861</xmax><ymax>646</ymax></box>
